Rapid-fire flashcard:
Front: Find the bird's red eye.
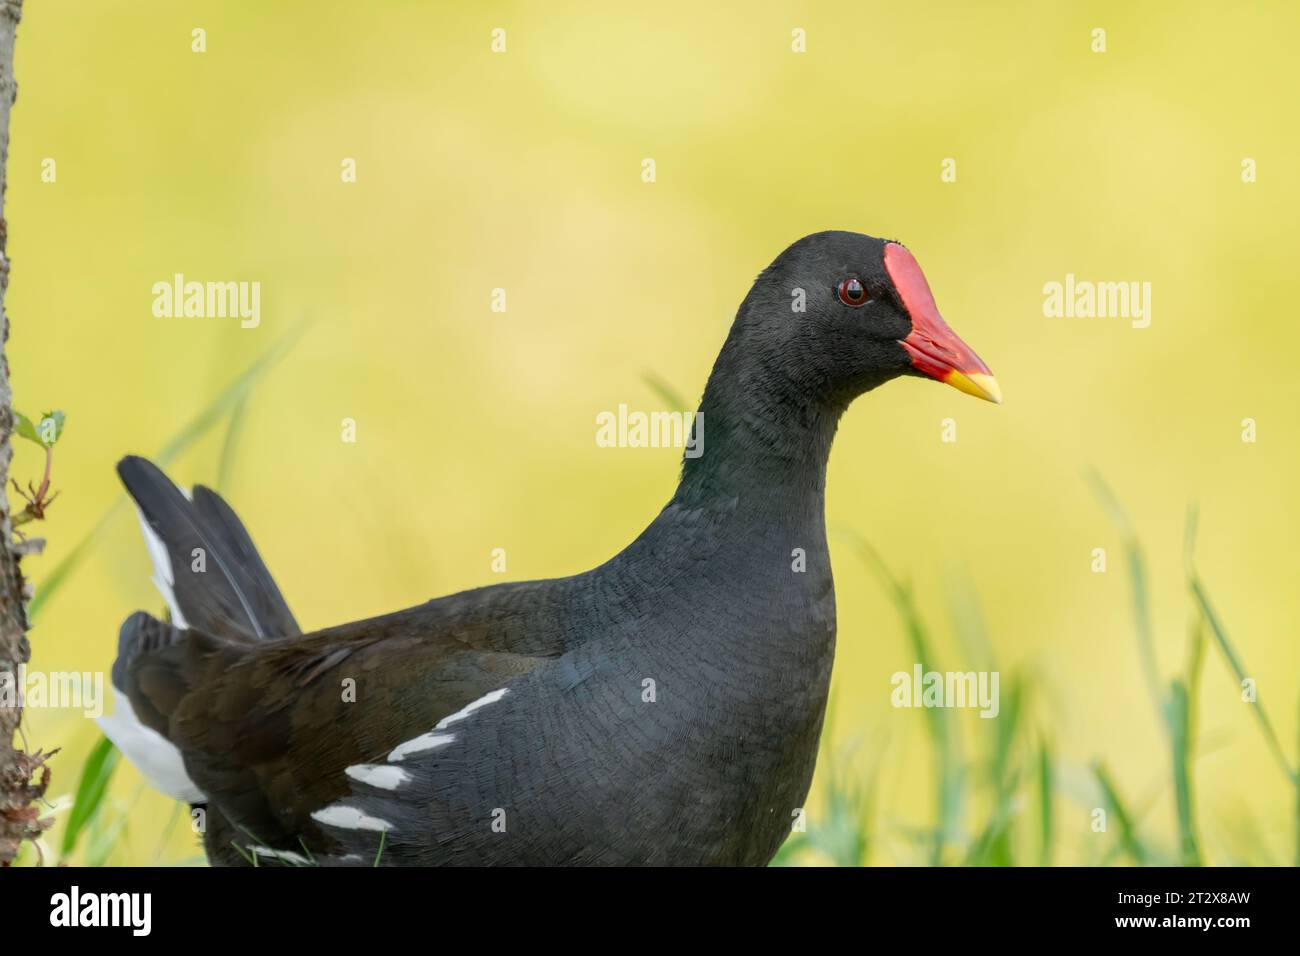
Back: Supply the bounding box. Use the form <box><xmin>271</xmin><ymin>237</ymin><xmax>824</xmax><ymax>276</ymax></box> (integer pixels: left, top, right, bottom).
<box><xmin>838</xmin><ymin>278</ymin><xmax>868</xmax><ymax>307</ymax></box>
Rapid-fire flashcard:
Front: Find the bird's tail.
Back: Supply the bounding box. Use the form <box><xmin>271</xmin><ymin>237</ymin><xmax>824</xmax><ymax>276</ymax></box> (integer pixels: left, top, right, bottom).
<box><xmin>98</xmin><ymin>611</ymin><xmax>208</xmax><ymax>802</ymax></box>
<box><xmin>115</xmin><ymin>455</ymin><xmax>300</xmax><ymax>640</ymax></box>
<box><xmin>99</xmin><ymin>455</ymin><xmax>300</xmax><ymax>801</ymax></box>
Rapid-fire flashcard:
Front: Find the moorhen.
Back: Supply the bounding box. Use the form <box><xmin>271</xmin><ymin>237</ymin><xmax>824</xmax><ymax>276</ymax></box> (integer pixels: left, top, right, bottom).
<box><xmin>99</xmin><ymin>230</ymin><xmax>1000</xmax><ymax>865</ymax></box>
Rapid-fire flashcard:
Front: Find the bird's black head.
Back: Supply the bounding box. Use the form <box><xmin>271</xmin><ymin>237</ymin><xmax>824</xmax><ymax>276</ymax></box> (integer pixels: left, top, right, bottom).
<box><xmin>728</xmin><ymin>230</ymin><xmax>1000</xmax><ymax>408</ymax></box>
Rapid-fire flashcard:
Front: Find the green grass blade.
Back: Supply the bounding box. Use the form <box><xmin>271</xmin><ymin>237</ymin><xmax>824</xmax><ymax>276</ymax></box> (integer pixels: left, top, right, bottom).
<box><xmin>151</xmin><ymin>800</ymin><xmax>185</xmax><ymax>864</ymax></box>
<box><xmin>26</xmin><ymin>522</ymin><xmax>108</xmax><ymax>624</ymax></box>
<box><xmin>1184</xmin><ymin>619</ymin><xmax>1206</xmax><ymax>739</ymax></box>
<box><xmin>229</xmin><ymin>841</ymin><xmax>257</xmax><ymax>866</ymax></box>
<box><xmin>84</xmin><ymin>784</ymin><xmax>142</xmax><ymax>867</ymax></box>
<box><xmin>27</xmin><ymin>324</ymin><xmax>307</xmax><ymax>623</ymax></box>
<box><xmin>945</xmin><ymin>570</ymin><xmax>996</xmax><ymax>672</ymax></box>
<box><xmin>1183</xmin><ymin>502</ymin><xmax>1199</xmax><ymax>578</ymax></box>
<box><xmin>153</xmin><ymin>324</ymin><xmax>308</xmax><ymax>465</ymax></box>
<box><xmin>837</xmin><ymin>527</ymin><xmax>961</xmax><ymax>865</ymax></box>
<box><xmin>854</xmin><ymin>768</ymin><xmax>879</xmax><ymax>866</ymax></box>
<box><xmin>60</xmin><ymin>734</ymin><xmax>120</xmax><ymax>861</ymax></box>
<box><xmin>1189</xmin><ymin>576</ymin><xmax>1295</xmax><ymax>782</ymax></box>
<box><xmin>798</xmin><ymin>730</ymin><xmax>882</xmax><ymax>867</ymax></box>
<box><xmin>899</xmin><ymin>598</ymin><xmax>959</xmax><ymax>865</ymax></box>
<box><xmin>1085</xmin><ymin>471</ymin><xmax>1164</xmax><ymax>728</ymax></box>
<box><xmin>1183</xmin><ymin>502</ymin><xmax>1293</xmax><ymax>783</ymax></box>
<box><xmin>992</xmin><ymin>675</ymin><xmax>1023</xmax><ymax>792</ymax></box>
<box><xmin>1037</xmin><ymin>736</ymin><xmax>1053</xmax><ymax>865</ymax></box>
<box><xmin>640</xmin><ymin>369</ymin><xmax>688</xmax><ymax>411</ymax></box>
<box><xmin>769</xmin><ymin>832</ymin><xmax>809</xmax><ymax>866</ymax></box>
<box><xmin>1085</xmin><ymin>468</ymin><xmax>1136</xmax><ymax>538</ymax></box>
<box><xmin>1167</xmin><ymin>680</ymin><xmax>1202</xmax><ymax>865</ymax></box>
<box><xmin>216</xmin><ymin>393</ymin><xmax>250</xmax><ymax>494</ymax></box>
<box><xmin>1093</xmin><ymin>761</ymin><xmax>1146</xmax><ymax>865</ymax></box>
<box><xmin>969</xmin><ymin>673</ymin><xmax>1023</xmax><ymax>866</ymax></box>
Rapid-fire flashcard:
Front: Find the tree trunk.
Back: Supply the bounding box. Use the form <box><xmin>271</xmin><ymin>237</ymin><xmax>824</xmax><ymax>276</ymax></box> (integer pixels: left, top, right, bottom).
<box><xmin>0</xmin><ymin>0</ymin><xmax>42</xmax><ymax>867</ymax></box>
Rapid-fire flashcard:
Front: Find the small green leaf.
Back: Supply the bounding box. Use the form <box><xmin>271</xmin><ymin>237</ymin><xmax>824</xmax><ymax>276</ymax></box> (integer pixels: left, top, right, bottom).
<box><xmin>12</xmin><ymin>410</ymin><xmax>41</xmax><ymax>446</ymax></box>
<box><xmin>14</xmin><ymin>409</ymin><xmax>67</xmax><ymax>448</ymax></box>
<box><xmin>37</xmin><ymin>410</ymin><xmax>67</xmax><ymax>447</ymax></box>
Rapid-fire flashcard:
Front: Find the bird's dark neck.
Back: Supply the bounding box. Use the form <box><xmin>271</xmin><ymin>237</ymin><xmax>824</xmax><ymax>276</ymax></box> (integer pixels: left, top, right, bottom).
<box><xmin>672</xmin><ymin>343</ymin><xmax>846</xmax><ymax>514</ymax></box>
<box><xmin>585</xmin><ymin>335</ymin><xmax>847</xmax><ymax>693</ymax></box>
<box><xmin>595</xmin><ymin>324</ymin><xmax>863</xmax><ymax>636</ymax></box>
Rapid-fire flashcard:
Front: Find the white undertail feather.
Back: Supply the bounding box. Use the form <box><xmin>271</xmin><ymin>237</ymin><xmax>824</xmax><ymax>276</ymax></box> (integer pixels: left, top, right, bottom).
<box><xmin>134</xmin><ymin>507</ymin><xmax>189</xmax><ymax>630</ymax></box>
<box><xmin>97</xmin><ymin>695</ymin><xmax>205</xmax><ymax>803</ymax></box>
<box><xmin>102</xmin><ymin>502</ymin><xmax>202</xmax><ymax>802</ymax></box>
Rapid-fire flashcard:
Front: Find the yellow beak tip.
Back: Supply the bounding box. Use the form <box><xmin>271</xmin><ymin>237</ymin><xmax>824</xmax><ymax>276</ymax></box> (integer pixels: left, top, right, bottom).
<box><xmin>944</xmin><ymin>370</ymin><xmax>1003</xmax><ymax>405</ymax></box>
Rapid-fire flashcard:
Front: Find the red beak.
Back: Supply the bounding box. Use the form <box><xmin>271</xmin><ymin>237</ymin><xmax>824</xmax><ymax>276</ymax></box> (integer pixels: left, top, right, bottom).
<box><xmin>884</xmin><ymin>242</ymin><xmax>1001</xmax><ymax>404</ymax></box>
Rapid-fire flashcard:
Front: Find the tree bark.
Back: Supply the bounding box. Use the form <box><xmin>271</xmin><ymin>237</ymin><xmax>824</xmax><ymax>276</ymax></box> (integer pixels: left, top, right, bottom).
<box><xmin>0</xmin><ymin>0</ymin><xmax>42</xmax><ymax>866</ymax></box>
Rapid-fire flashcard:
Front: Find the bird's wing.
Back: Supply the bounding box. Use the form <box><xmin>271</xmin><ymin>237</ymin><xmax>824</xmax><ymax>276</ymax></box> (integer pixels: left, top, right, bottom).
<box><xmin>116</xmin><ymin>581</ymin><xmax>568</xmax><ymax>860</ymax></box>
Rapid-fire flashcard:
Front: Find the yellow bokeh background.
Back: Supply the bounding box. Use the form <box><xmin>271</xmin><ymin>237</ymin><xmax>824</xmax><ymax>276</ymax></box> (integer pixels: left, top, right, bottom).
<box><xmin>9</xmin><ymin>1</ymin><xmax>1299</xmax><ymax>864</ymax></box>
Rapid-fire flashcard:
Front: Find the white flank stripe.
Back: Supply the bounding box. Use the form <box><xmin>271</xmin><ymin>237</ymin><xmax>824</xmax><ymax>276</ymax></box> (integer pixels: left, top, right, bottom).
<box><xmin>387</xmin><ymin>732</ymin><xmax>454</xmax><ymax>763</ymax></box>
<box><xmin>434</xmin><ymin>687</ymin><xmax>510</xmax><ymax>730</ymax></box>
<box><xmin>311</xmin><ymin>804</ymin><xmax>394</xmax><ymax>832</ymax></box>
<box><xmin>345</xmin><ymin>764</ymin><xmax>411</xmax><ymax>790</ymax></box>
<box><xmin>382</xmin><ymin>688</ymin><xmax>510</xmax><ymax>763</ymax></box>
<box><xmin>250</xmin><ymin>845</ymin><xmax>312</xmax><ymax>866</ymax></box>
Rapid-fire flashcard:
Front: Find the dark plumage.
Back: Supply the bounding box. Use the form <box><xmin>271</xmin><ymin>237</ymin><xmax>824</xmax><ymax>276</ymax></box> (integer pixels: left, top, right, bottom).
<box><xmin>101</xmin><ymin>231</ymin><xmax>999</xmax><ymax>866</ymax></box>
